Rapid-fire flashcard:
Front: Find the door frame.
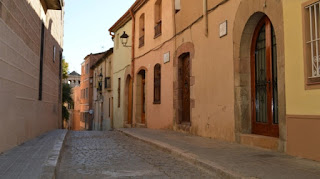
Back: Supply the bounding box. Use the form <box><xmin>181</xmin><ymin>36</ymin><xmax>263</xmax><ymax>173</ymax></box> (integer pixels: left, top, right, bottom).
<box><xmin>251</xmin><ymin>16</ymin><xmax>279</xmax><ymax>138</ymax></box>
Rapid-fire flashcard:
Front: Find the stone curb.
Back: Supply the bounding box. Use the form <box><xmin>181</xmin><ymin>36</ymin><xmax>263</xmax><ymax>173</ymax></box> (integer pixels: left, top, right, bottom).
<box><xmin>117</xmin><ymin>129</ymin><xmax>256</xmax><ymax>179</ymax></box>
<box><xmin>40</xmin><ymin>130</ymin><xmax>68</xmax><ymax>179</ymax></box>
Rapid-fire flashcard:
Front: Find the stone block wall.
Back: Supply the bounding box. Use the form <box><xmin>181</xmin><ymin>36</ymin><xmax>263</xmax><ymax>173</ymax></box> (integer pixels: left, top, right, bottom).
<box><xmin>0</xmin><ymin>0</ymin><xmax>63</xmax><ymax>153</ymax></box>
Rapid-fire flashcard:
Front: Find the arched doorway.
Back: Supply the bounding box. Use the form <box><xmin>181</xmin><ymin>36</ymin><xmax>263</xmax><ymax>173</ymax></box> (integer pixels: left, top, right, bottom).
<box><xmin>251</xmin><ymin>16</ymin><xmax>279</xmax><ymax>137</ymax></box>
<box><xmin>125</xmin><ymin>75</ymin><xmax>133</xmax><ymax>125</ymax></box>
<box><xmin>178</xmin><ymin>53</ymin><xmax>191</xmax><ymax>124</ymax></box>
<box><xmin>136</xmin><ymin>69</ymin><xmax>146</xmax><ymax>124</ymax></box>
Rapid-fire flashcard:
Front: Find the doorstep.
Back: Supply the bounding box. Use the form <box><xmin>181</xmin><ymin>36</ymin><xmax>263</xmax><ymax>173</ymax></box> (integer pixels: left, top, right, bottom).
<box><xmin>240</xmin><ymin>134</ymin><xmax>279</xmax><ymax>151</ymax></box>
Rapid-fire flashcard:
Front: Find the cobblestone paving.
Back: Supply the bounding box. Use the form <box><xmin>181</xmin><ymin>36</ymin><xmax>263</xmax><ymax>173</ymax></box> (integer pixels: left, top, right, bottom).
<box><xmin>57</xmin><ymin>131</ymin><xmax>216</xmax><ymax>179</ymax></box>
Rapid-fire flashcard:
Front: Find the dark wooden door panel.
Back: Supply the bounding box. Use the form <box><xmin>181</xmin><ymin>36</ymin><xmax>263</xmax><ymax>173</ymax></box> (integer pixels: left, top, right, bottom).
<box><xmin>181</xmin><ymin>55</ymin><xmax>190</xmax><ymax>123</ymax></box>
<box><xmin>251</xmin><ymin>16</ymin><xmax>279</xmax><ymax>138</ymax></box>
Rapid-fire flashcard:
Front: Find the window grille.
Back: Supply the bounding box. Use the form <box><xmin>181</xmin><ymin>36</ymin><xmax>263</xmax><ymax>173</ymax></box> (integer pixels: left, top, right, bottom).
<box><xmin>306</xmin><ymin>2</ymin><xmax>320</xmax><ymax>77</ymax></box>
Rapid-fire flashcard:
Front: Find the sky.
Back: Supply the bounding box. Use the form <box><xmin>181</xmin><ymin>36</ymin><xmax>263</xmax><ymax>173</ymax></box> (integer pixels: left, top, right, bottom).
<box><xmin>63</xmin><ymin>0</ymin><xmax>135</xmax><ymax>74</ymax></box>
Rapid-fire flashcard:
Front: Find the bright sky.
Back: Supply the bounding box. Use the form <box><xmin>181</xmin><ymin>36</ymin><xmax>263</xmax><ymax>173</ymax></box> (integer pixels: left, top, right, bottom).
<box><xmin>63</xmin><ymin>0</ymin><xmax>135</xmax><ymax>73</ymax></box>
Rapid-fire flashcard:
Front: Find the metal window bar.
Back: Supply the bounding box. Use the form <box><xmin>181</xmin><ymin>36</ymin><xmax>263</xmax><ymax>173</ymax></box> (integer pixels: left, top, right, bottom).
<box><xmin>307</xmin><ymin>3</ymin><xmax>320</xmax><ymax>77</ymax></box>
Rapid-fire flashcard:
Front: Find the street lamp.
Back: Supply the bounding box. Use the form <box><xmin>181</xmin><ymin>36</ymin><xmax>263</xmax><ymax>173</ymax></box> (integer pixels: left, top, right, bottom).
<box><xmin>120</xmin><ymin>31</ymin><xmax>131</xmax><ymax>47</ymax></box>
<box><xmin>98</xmin><ymin>72</ymin><xmax>103</xmax><ymax>93</ymax></box>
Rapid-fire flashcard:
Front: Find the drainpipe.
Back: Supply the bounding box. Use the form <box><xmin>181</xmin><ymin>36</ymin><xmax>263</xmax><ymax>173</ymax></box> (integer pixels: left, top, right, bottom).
<box><xmin>130</xmin><ymin>8</ymin><xmax>135</xmax><ymax>81</ymax></box>
<box><xmin>129</xmin><ymin>8</ymin><xmax>135</xmax><ymax>126</ymax></box>
<box><xmin>203</xmin><ymin>0</ymin><xmax>208</xmax><ymax>36</ymax></box>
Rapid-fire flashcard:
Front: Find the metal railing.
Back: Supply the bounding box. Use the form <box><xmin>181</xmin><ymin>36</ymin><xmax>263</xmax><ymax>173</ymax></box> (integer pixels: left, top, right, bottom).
<box><xmin>307</xmin><ymin>2</ymin><xmax>320</xmax><ymax>77</ymax></box>
<box><xmin>154</xmin><ymin>21</ymin><xmax>162</xmax><ymax>38</ymax></box>
<box><xmin>139</xmin><ymin>35</ymin><xmax>145</xmax><ymax>48</ymax></box>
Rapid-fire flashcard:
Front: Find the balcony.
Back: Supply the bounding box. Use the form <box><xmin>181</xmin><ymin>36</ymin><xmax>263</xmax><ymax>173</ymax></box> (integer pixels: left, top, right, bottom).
<box><xmin>139</xmin><ymin>35</ymin><xmax>145</xmax><ymax>48</ymax></box>
<box><xmin>154</xmin><ymin>21</ymin><xmax>162</xmax><ymax>38</ymax></box>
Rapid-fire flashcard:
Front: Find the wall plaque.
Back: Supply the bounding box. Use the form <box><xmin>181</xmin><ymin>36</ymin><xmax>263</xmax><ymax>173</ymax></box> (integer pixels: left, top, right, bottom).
<box><xmin>219</xmin><ymin>20</ymin><xmax>228</xmax><ymax>38</ymax></box>
<box><xmin>164</xmin><ymin>52</ymin><xmax>170</xmax><ymax>64</ymax></box>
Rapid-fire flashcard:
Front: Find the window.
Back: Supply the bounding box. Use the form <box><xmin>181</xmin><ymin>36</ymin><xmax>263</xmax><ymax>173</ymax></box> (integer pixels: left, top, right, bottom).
<box><xmin>154</xmin><ymin>0</ymin><xmax>162</xmax><ymax>38</ymax></box>
<box><xmin>53</xmin><ymin>46</ymin><xmax>56</xmax><ymax>62</ymax></box>
<box><xmin>109</xmin><ymin>98</ymin><xmax>111</xmax><ymax>117</ymax></box>
<box><xmin>85</xmin><ymin>88</ymin><xmax>88</xmax><ymax>99</ymax></box>
<box><xmin>175</xmin><ymin>0</ymin><xmax>181</xmax><ymax>13</ymax></box>
<box><xmin>105</xmin><ymin>77</ymin><xmax>111</xmax><ymax>89</ymax></box>
<box><xmin>86</xmin><ymin>64</ymin><xmax>89</xmax><ymax>74</ymax></box>
<box><xmin>139</xmin><ymin>14</ymin><xmax>145</xmax><ymax>48</ymax></box>
<box><xmin>118</xmin><ymin>78</ymin><xmax>121</xmax><ymax>107</ymax></box>
<box><xmin>38</xmin><ymin>22</ymin><xmax>45</xmax><ymax>101</ymax></box>
<box><xmin>154</xmin><ymin>64</ymin><xmax>161</xmax><ymax>104</ymax></box>
<box><xmin>303</xmin><ymin>1</ymin><xmax>320</xmax><ymax>86</ymax></box>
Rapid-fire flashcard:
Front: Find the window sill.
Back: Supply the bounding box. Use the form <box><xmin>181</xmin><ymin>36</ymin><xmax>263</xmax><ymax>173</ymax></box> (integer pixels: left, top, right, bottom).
<box><xmin>139</xmin><ymin>44</ymin><xmax>145</xmax><ymax>48</ymax></box>
<box><xmin>154</xmin><ymin>33</ymin><xmax>162</xmax><ymax>39</ymax></box>
<box><xmin>306</xmin><ymin>76</ymin><xmax>320</xmax><ymax>89</ymax></box>
<box><xmin>153</xmin><ymin>101</ymin><xmax>161</xmax><ymax>104</ymax></box>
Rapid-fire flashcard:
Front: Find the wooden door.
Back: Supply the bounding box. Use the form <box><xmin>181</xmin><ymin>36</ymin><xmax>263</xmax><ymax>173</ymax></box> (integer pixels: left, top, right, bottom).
<box><xmin>100</xmin><ymin>102</ymin><xmax>103</xmax><ymax>130</ymax></box>
<box><xmin>111</xmin><ymin>97</ymin><xmax>114</xmax><ymax>129</ymax></box>
<box><xmin>181</xmin><ymin>55</ymin><xmax>190</xmax><ymax>123</ymax></box>
<box><xmin>141</xmin><ymin>79</ymin><xmax>146</xmax><ymax>124</ymax></box>
<box><xmin>128</xmin><ymin>78</ymin><xmax>133</xmax><ymax>124</ymax></box>
<box><xmin>251</xmin><ymin>16</ymin><xmax>279</xmax><ymax>137</ymax></box>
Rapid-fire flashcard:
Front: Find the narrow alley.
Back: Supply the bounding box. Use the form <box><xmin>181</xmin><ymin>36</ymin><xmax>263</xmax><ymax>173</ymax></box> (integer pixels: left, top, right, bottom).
<box><xmin>56</xmin><ymin>131</ymin><xmax>215</xmax><ymax>178</ymax></box>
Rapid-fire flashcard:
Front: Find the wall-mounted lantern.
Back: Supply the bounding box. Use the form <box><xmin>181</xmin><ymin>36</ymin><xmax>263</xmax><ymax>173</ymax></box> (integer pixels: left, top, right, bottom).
<box><xmin>98</xmin><ymin>72</ymin><xmax>103</xmax><ymax>92</ymax></box>
<box><xmin>120</xmin><ymin>31</ymin><xmax>131</xmax><ymax>47</ymax></box>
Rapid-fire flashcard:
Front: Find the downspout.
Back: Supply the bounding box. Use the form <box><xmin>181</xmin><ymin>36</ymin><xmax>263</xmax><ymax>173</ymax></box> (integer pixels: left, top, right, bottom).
<box><xmin>129</xmin><ymin>8</ymin><xmax>135</xmax><ymax>126</ymax></box>
<box><xmin>203</xmin><ymin>0</ymin><xmax>208</xmax><ymax>36</ymax></box>
<box><xmin>130</xmin><ymin>8</ymin><xmax>135</xmax><ymax>81</ymax></box>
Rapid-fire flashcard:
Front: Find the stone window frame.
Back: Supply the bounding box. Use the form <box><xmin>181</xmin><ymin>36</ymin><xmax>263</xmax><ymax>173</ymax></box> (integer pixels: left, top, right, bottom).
<box><xmin>302</xmin><ymin>0</ymin><xmax>320</xmax><ymax>89</ymax></box>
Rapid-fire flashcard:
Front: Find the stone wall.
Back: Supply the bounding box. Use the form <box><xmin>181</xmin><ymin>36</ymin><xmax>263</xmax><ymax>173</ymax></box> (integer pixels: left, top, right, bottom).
<box><xmin>0</xmin><ymin>0</ymin><xmax>64</xmax><ymax>153</ymax></box>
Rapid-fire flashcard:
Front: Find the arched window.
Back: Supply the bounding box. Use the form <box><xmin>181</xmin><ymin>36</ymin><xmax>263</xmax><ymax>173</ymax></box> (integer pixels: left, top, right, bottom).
<box><xmin>139</xmin><ymin>13</ymin><xmax>145</xmax><ymax>48</ymax></box>
<box><xmin>154</xmin><ymin>64</ymin><xmax>161</xmax><ymax>104</ymax></box>
<box><xmin>154</xmin><ymin>0</ymin><xmax>162</xmax><ymax>37</ymax></box>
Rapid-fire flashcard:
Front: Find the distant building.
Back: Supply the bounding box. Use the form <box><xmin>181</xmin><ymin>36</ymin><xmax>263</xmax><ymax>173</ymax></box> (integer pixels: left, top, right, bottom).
<box><xmin>0</xmin><ymin>0</ymin><xmax>64</xmax><ymax>153</ymax></box>
<box><xmin>62</xmin><ymin>71</ymin><xmax>81</xmax><ymax>130</ymax></box>
<box><xmin>80</xmin><ymin>52</ymin><xmax>105</xmax><ymax>130</ymax></box>
<box><xmin>109</xmin><ymin>13</ymin><xmax>133</xmax><ymax>129</ymax></box>
<box><xmin>64</xmin><ymin>71</ymin><xmax>81</xmax><ymax>88</ymax></box>
<box><xmin>91</xmin><ymin>48</ymin><xmax>114</xmax><ymax>131</ymax></box>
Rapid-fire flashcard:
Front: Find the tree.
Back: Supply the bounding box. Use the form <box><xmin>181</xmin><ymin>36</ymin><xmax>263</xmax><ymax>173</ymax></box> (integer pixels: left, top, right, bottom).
<box><xmin>62</xmin><ymin>59</ymin><xmax>69</xmax><ymax>79</ymax></box>
<box><xmin>62</xmin><ymin>83</ymin><xmax>73</xmax><ymax>121</ymax></box>
<box><xmin>61</xmin><ymin>59</ymin><xmax>73</xmax><ymax>129</ymax></box>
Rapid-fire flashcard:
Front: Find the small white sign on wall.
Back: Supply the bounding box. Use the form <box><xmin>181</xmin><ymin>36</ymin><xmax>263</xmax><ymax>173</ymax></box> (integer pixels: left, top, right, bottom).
<box><xmin>164</xmin><ymin>52</ymin><xmax>170</xmax><ymax>64</ymax></box>
<box><xmin>219</xmin><ymin>20</ymin><xmax>228</xmax><ymax>38</ymax></box>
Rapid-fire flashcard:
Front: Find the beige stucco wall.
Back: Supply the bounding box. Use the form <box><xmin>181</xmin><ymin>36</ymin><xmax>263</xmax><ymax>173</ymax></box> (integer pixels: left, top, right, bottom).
<box><xmin>132</xmin><ymin>0</ymin><xmax>175</xmax><ymax>129</ymax></box>
<box><xmin>113</xmin><ymin>20</ymin><xmax>132</xmax><ymax>128</ymax></box>
<box><xmin>283</xmin><ymin>0</ymin><xmax>320</xmax><ymax>115</ymax></box>
<box><xmin>92</xmin><ymin>54</ymin><xmax>113</xmax><ymax>130</ymax></box>
<box><xmin>173</xmin><ymin>0</ymin><xmax>236</xmax><ymax>142</ymax></box>
<box><xmin>283</xmin><ymin>0</ymin><xmax>320</xmax><ymax>161</ymax></box>
<box><xmin>0</xmin><ymin>0</ymin><xmax>63</xmax><ymax>152</ymax></box>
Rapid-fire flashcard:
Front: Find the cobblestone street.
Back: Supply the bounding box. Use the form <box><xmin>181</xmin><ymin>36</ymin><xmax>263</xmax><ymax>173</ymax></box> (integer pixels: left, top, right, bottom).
<box><xmin>56</xmin><ymin>131</ymin><xmax>215</xmax><ymax>179</ymax></box>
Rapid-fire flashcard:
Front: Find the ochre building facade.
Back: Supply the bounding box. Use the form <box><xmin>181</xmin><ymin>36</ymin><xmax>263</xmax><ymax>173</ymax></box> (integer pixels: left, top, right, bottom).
<box><xmin>109</xmin><ymin>0</ymin><xmax>320</xmax><ymax>162</ymax></box>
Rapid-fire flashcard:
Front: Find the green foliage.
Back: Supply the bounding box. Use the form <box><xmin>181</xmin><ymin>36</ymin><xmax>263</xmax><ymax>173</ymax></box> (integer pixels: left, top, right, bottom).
<box><xmin>62</xmin><ymin>106</ymin><xmax>69</xmax><ymax>121</ymax></box>
<box><xmin>62</xmin><ymin>83</ymin><xmax>73</xmax><ymax>104</ymax></box>
<box><xmin>61</xmin><ymin>59</ymin><xmax>73</xmax><ymax>125</ymax></box>
<box><xmin>62</xmin><ymin>59</ymin><xmax>69</xmax><ymax>79</ymax></box>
